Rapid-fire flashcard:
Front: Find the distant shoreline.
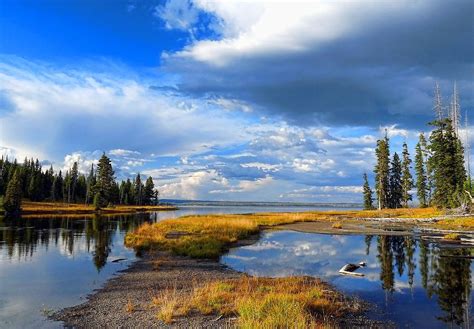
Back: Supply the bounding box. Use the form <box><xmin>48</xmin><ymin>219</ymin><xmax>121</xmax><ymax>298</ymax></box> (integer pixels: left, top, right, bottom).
<box><xmin>1</xmin><ymin>201</ymin><xmax>178</xmax><ymax>217</ymax></box>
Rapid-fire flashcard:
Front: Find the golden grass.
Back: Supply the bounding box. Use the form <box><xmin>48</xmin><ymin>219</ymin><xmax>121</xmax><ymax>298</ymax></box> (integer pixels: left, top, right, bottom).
<box><xmin>353</xmin><ymin>207</ymin><xmax>444</xmax><ymax>219</ymax></box>
<box><xmin>436</xmin><ymin>217</ymin><xmax>474</xmax><ymax>230</ymax></box>
<box><xmin>20</xmin><ymin>201</ymin><xmax>177</xmax><ymax>216</ymax></box>
<box><xmin>443</xmin><ymin>233</ymin><xmax>461</xmax><ymax>240</ymax></box>
<box><xmin>332</xmin><ymin>222</ymin><xmax>343</xmax><ymax>229</ymax></box>
<box><xmin>151</xmin><ymin>277</ymin><xmax>359</xmax><ymax>327</ymax></box>
<box><xmin>125</xmin><ymin>300</ymin><xmax>135</xmax><ymax>314</ymax></box>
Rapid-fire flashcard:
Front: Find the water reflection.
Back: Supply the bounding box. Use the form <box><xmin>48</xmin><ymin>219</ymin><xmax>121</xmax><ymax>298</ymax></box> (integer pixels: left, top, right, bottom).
<box><xmin>222</xmin><ymin>231</ymin><xmax>473</xmax><ymax>328</ymax></box>
<box><xmin>0</xmin><ymin>213</ymin><xmax>151</xmax><ymax>271</ymax></box>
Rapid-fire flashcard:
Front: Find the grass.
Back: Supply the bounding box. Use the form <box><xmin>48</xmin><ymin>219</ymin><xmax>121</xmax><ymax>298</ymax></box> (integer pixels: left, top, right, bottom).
<box><xmin>151</xmin><ymin>276</ymin><xmax>361</xmax><ymax>327</ymax></box>
<box><xmin>125</xmin><ymin>300</ymin><xmax>135</xmax><ymax>314</ymax></box>
<box><xmin>20</xmin><ymin>201</ymin><xmax>177</xmax><ymax>216</ymax></box>
<box><xmin>442</xmin><ymin>233</ymin><xmax>461</xmax><ymax>240</ymax></box>
<box><xmin>125</xmin><ymin>207</ymin><xmax>461</xmax><ymax>259</ymax></box>
<box><xmin>332</xmin><ymin>222</ymin><xmax>343</xmax><ymax>229</ymax></box>
<box><xmin>435</xmin><ymin>217</ymin><xmax>474</xmax><ymax>230</ymax></box>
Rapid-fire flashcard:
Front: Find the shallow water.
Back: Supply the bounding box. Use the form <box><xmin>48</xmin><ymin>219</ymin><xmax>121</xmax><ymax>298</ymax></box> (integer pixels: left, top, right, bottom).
<box><xmin>0</xmin><ymin>204</ymin><xmax>343</xmax><ymax>328</ymax></box>
<box><xmin>221</xmin><ymin>230</ymin><xmax>474</xmax><ymax>328</ymax></box>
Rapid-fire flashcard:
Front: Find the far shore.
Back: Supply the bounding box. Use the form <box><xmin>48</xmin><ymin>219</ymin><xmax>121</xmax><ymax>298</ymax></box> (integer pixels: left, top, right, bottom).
<box><xmin>0</xmin><ymin>201</ymin><xmax>178</xmax><ymax>217</ymax></box>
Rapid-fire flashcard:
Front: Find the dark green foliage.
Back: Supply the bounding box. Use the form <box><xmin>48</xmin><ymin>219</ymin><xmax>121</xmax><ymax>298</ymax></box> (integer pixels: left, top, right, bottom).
<box><xmin>133</xmin><ymin>173</ymin><xmax>143</xmax><ymax>205</ymax></box>
<box><xmin>95</xmin><ymin>153</ymin><xmax>115</xmax><ymax>204</ymax></box>
<box><xmin>401</xmin><ymin>142</ymin><xmax>413</xmax><ymax>207</ymax></box>
<box><xmin>0</xmin><ymin>153</ymin><xmax>160</xmax><ymax>208</ymax></box>
<box><xmin>144</xmin><ymin>176</ymin><xmax>155</xmax><ymax>205</ymax></box>
<box><xmin>415</xmin><ymin>134</ymin><xmax>428</xmax><ymax>207</ymax></box>
<box><xmin>93</xmin><ymin>192</ymin><xmax>102</xmax><ymax>210</ymax></box>
<box><xmin>389</xmin><ymin>153</ymin><xmax>403</xmax><ymax>209</ymax></box>
<box><xmin>374</xmin><ymin>135</ymin><xmax>391</xmax><ymax>209</ymax></box>
<box><xmin>362</xmin><ymin>173</ymin><xmax>374</xmax><ymax>210</ymax></box>
<box><xmin>429</xmin><ymin>119</ymin><xmax>466</xmax><ymax>208</ymax></box>
<box><xmin>3</xmin><ymin>169</ymin><xmax>22</xmax><ymax>215</ymax></box>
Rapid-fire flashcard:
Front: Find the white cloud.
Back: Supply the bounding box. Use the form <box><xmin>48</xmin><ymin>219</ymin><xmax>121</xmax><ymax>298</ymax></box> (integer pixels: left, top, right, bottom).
<box><xmin>155</xmin><ymin>0</ymin><xmax>200</xmax><ymax>31</ymax></box>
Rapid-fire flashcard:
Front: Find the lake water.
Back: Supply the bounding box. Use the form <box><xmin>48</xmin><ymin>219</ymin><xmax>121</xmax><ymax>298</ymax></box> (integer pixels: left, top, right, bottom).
<box><xmin>221</xmin><ymin>230</ymin><xmax>474</xmax><ymax>328</ymax></box>
<box><xmin>0</xmin><ymin>204</ymin><xmax>347</xmax><ymax>328</ymax></box>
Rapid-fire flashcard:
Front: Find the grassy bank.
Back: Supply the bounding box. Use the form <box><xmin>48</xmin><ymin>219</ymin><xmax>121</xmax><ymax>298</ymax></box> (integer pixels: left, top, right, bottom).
<box><xmin>152</xmin><ymin>276</ymin><xmax>362</xmax><ymax>327</ymax></box>
<box><xmin>16</xmin><ymin>201</ymin><xmax>178</xmax><ymax>216</ymax></box>
<box><xmin>124</xmin><ymin>207</ymin><xmax>457</xmax><ymax>258</ymax></box>
<box><xmin>123</xmin><ymin>207</ymin><xmax>472</xmax><ymax>326</ymax></box>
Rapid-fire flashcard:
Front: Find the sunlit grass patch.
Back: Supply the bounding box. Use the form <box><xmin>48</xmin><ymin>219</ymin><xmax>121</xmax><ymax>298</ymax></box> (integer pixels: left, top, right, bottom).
<box><xmin>436</xmin><ymin>217</ymin><xmax>474</xmax><ymax>229</ymax></box>
<box><xmin>354</xmin><ymin>207</ymin><xmax>444</xmax><ymax>219</ymax></box>
<box><xmin>443</xmin><ymin>233</ymin><xmax>461</xmax><ymax>240</ymax></box>
<box><xmin>150</xmin><ymin>276</ymin><xmax>360</xmax><ymax>327</ymax></box>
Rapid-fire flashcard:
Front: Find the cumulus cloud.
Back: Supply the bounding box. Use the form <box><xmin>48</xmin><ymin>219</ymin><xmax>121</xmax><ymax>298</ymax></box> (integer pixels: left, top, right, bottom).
<box><xmin>0</xmin><ymin>57</ymin><xmax>251</xmax><ymax>160</ymax></box>
<box><xmin>159</xmin><ymin>0</ymin><xmax>473</xmax><ymax>128</ymax></box>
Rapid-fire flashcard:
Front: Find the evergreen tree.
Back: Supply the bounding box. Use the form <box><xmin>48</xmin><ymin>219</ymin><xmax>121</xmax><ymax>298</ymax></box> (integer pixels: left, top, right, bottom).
<box><xmin>70</xmin><ymin>162</ymin><xmax>79</xmax><ymax>202</ymax></box>
<box><xmin>95</xmin><ymin>153</ymin><xmax>115</xmax><ymax>206</ymax></box>
<box><xmin>389</xmin><ymin>152</ymin><xmax>403</xmax><ymax>209</ymax></box>
<box><xmin>401</xmin><ymin>142</ymin><xmax>414</xmax><ymax>207</ymax></box>
<box><xmin>374</xmin><ymin>135</ymin><xmax>390</xmax><ymax>209</ymax></box>
<box><xmin>429</xmin><ymin>119</ymin><xmax>467</xmax><ymax>208</ymax></box>
<box><xmin>144</xmin><ymin>176</ymin><xmax>155</xmax><ymax>205</ymax></box>
<box><xmin>362</xmin><ymin>173</ymin><xmax>374</xmax><ymax>210</ymax></box>
<box><xmin>3</xmin><ymin>169</ymin><xmax>22</xmax><ymax>216</ymax></box>
<box><xmin>85</xmin><ymin>164</ymin><xmax>96</xmax><ymax>204</ymax></box>
<box><xmin>133</xmin><ymin>173</ymin><xmax>143</xmax><ymax>205</ymax></box>
<box><xmin>415</xmin><ymin>135</ymin><xmax>428</xmax><ymax>207</ymax></box>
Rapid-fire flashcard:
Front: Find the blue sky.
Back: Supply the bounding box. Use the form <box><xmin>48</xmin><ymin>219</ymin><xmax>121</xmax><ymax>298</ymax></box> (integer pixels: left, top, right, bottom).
<box><xmin>0</xmin><ymin>0</ymin><xmax>473</xmax><ymax>202</ymax></box>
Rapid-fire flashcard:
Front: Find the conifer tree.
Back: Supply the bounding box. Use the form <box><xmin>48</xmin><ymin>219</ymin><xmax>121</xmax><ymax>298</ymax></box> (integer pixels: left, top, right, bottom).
<box><xmin>85</xmin><ymin>164</ymin><xmax>96</xmax><ymax>204</ymax></box>
<box><xmin>362</xmin><ymin>173</ymin><xmax>374</xmax><ymax>210</ymax></box>
<box><xmin>415</xmin><ymin>135</ymin><xmax>428</xmax><ymax>207</ymax></box>
<box><xmin>144</xmin><ymin>176</ymin><xmax>155</xmax><ymax>205</ymax></box>
<box><xmin>374</xmin><ymin>135</ymin><xmax>390</xmax><ymax>209</ymax></box>
<box><xmin>401</xmin><ymin>142</ymin><xmax>414</xmax><ymax>207</ymax></box>
<box><xmin>389</xmin><ymin>152</ymin><xmax>403</xmax><ymax>209</ymax></box>
<box><xmin>429</xmin><ymin>119</ymin><xmax>466</xmax><ymax>208</ymax></box>
<box><xmin>3</xmin><ymin>169</ymin><xmax>22</xmax><ymax>216</ymax></box>
<box><xmin>133</xmin><ymin>173</ymin><xmax>143</xmax><ymax>205</ymax></box>
<box><xmin>95</xmin><ymin>153</ymin><xmax>115</xmax><ymax>206</ymax></box>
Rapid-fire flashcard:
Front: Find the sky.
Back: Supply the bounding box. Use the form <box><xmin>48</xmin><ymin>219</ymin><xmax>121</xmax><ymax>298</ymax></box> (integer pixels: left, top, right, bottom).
<box><xmin>0</xmin><ymin>0</ymin><xmax>473</xmax><ymax>202</ymax></box>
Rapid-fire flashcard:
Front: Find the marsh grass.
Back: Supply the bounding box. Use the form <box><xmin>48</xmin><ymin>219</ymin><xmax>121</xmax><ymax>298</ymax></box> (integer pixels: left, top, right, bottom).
<box><xmin>436</xmin><ymin>217</ymin><xmax>474</xmax><ymax>230</ymax></box>
<box><xmin>151</xmin><ymin>277</ymin><xmax>357</xmax><ymax>327</ymax></box>
<box><xmin>332</xmin><ymin>222</ymin><xmax>343</xmax><ymax>229</ymax></box>
<box><xmin>21</xmin><ymin>201</ymin><xmax>177</xmax><ymax>216</ymax></box>
<box><xmin>443</xmin><ymin>233</ymin><xmax>461</xmax><ymax>240</ymax></box>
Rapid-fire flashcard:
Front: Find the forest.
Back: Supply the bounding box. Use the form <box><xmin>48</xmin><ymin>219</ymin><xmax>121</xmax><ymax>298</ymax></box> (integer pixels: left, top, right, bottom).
<box><xmin>0</xmin><ymin>153</ymin><xmax>159</xmax><ymax>216</ymax></box>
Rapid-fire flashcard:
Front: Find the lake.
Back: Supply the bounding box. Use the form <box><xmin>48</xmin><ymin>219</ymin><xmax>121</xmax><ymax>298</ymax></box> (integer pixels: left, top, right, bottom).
<box><xmin>0</xmin><ymin>203</ymin><xmax>347</xmax><ymax>328</ymax></box>
<box><xmin>221</xmin><ymin>230</ymin><xmax>474</xmax><ymax>328</ymax></box>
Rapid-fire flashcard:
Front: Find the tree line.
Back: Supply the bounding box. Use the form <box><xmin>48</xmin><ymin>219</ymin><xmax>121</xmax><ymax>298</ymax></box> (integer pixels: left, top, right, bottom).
<box><xmin>0</xmin><ymin>153</ymin><xmax>159</xmax><ymax>215</ymax></box>
<box><xmin>363</xmin><ymin>83</ymin><xmax>468</xmax><ymax>210</ymax></box>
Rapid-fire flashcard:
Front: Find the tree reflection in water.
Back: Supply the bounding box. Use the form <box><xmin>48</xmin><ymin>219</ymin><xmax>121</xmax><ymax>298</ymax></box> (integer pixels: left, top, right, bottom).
<box><xmin>375</xmin><ymin>235</ymin><xmax>472</xmax><ymax>327</ymax></box>
<box><xmin>0</xmin><ymin>213</ymin><xmax>152</xmax><ymax>271</ymax></box>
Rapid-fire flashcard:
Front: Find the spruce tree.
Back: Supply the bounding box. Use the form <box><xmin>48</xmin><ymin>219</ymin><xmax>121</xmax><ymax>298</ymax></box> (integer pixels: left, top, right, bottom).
<box><xmin>3</xmin><ymin>169</ymin><xmax>22</xmax><ymax>216</ymax></box>
<box><xmin>362</xmin><ymin>173</ymin><xmax>374</xmax><ymax>210</ymax></box>
<box><xmin>401</xmin><ymin>142</ymin><xmax>414</xmax><ymax>207</ymax></box>
<box><xmin>374</xmin><ymin>135</ymin><xmax>390</xmax><ymax>209</ymax></box>
<box><xmin>134</xmin><ymin>173</ymin><xmax>143</xmax><ymax>205</ymax></box>
<box><xmin>95</xmin><ymin>153</ymin><xmax>115</xmax><ymax>206</ymax></box>
<box><xmin>85</xmin><ymin>164</ymin><xmax>96</xmax><ymax>204</ymax></box>
<box><xmin>415</xmin><ymin>135</ymin><xmax>428</xmax><ymax>207</ymax></box>
<box><xmin>389</xmin><ymin>152</ymin><xmax>403</xmax><ymax>209</ymax></box>
<box><xmin>144</xmin><ymin>176</ymin><xmax>155</xmax><ymax>205</ymax></box>
<box><xmin>429</xmin><ymin>119</ymin><xmax>467</xmax><ymax>208</ymax></box>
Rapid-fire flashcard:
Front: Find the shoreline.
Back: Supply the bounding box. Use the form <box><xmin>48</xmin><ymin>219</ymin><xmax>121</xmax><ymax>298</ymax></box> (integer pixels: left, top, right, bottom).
<box><xmin>50</xmin><ymin>209</ymin><xmax>473</xmax><ymax>327</ymax></box>
<box><xmin>51</xmin><ymin>236</ymin><xmax>383</xmax><ymax>328</ymax></box>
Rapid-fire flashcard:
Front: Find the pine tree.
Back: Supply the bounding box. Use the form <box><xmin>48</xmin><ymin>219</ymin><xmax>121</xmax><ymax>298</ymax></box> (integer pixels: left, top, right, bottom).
<box><xmin>133</xmin><ymin>173</ymin><xmax>143</xmax><ymax>205</ymax></box>
<box><xmin>3</xmin><ymin>169</ymin><xmax>22</xmax><ymax>216</ymax></box>
<box><xmin>362</xmin><ymin>173</ymin><xmax>374</xmax><ymax>210</ymax></box>
<box><xmin>70</xmin><ymin>162</ymin><xmax>79</xmax><ymax>202</ymax></box>
<box><xmin>95</xmin><ymin>153</ymin><xmax>115</xmax><ymax>206</ymax></box>
<box><xmin>144</xmin><ymin>176</ymin><xmax>155</xmax><ymax>205</ymax></box>
<box><xmin>429</xmin><ymin>119</ymin><xmax>467</xmax><ymax>208</ymax></box>
<box><xmin>401</xmin><ymin>142</ymin><xmax>413</xmax><ymax>208</ymax></box>
<box><xmin>374</xmin><ymin>135</ymin><xmax>390</xmax><ymax>209</ymax></box>
<box><xmin>415</xmin><ymin>135</ymin><xmax>428</xmax><ymax>207</ymax></box>
<box><xmin>85</xmin><ymin>164</ymin><xmax>96</xmax><ymax>204</ymax></box>
<box><xmin>389</xmin><ymin>152</ymin><xmax>403</xmax><ymax>209</ymax></box>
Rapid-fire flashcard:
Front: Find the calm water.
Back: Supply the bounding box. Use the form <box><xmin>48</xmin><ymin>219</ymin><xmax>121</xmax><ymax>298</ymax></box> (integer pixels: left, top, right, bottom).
<box><xmin>221</xmin><ymin>230</ymin><xmax>474</xmax><ymax>328</ymax></box>
<box><xmin>0</xmin><ymin>204</ymin><xmax>344</xmax><ymax>328</ymax></box>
